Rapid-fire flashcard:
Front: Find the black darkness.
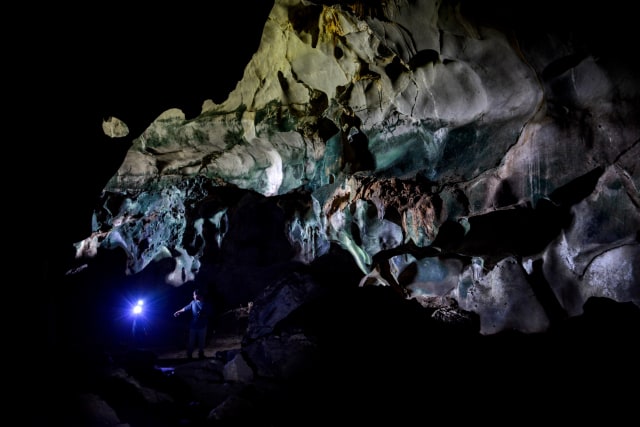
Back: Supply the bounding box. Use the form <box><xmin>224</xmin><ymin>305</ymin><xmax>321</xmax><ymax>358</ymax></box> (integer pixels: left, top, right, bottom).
<box><xmin>40</xmin><ymin>3</ymin><xmax>273</xmax><ymax>244</ymax></box>
<box><xmin>30</xmin><ymin>5</ymin><xmax>269</xmax><ymax>245</ymax></box>
<box><xmin>25</xmin><ymin>2</ymin><xmax>274</xmax><ymax>418</ymax></box>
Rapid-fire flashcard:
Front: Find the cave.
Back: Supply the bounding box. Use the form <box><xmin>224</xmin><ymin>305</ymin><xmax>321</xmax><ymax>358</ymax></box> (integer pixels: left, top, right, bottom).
<box><xmin>31</xmin><ymin>1</ymin><xmax>639</xmax><ymax>425</ymax></box>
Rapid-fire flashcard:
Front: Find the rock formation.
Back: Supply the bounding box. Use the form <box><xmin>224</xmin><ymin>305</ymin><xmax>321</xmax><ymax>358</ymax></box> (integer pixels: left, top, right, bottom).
<box><xmin>72</xmin><ymin>0</ymin><xmax>638</xmax><ymax>335</ymax></box>
<box><xmin>38</xmin><ymin>0</ymin><xmax>640</xmax><ymax>425</ymax></box>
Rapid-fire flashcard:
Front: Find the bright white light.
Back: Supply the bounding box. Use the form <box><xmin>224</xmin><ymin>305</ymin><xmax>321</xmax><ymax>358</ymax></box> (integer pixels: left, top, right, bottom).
<box><xmin>132</xmin><ymin>299</ymin><xmax>144</xmax><ymax>315</ymax></box>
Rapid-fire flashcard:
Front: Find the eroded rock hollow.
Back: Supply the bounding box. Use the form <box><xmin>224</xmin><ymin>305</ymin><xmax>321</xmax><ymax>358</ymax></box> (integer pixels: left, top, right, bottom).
<box><xmin>62</xmin><ymin>0</ymin><xmax>638</xmax><ymax>390</ymax></box>
<box><xmin>43</xmin><ymin>0</ymin><xmax>640</xmax><ymax>424</ymax></box>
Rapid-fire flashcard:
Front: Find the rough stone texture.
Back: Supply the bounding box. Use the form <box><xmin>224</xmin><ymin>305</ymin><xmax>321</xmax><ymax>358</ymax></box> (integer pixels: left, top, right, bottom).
<box><xmin>70</xmin><ymin>0</ymin><xmax>639</xmax><ymax>340</ymax></box>
<box><xmin>53</xmin><ymin>6</ymin><xmax>639</xmax><ymax>419</ymax></box>
<box><xmin>35</xmin><ymin>2</ymin><xmax>639</xmax><ymax>426</ymax></box>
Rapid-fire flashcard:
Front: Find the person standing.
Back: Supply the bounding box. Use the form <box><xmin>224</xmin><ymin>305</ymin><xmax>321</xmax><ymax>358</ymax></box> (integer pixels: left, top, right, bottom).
<box><xmin>174</xmin><ymin>288</ymin><xmax>210</xmax><ymax>359</ymax></box>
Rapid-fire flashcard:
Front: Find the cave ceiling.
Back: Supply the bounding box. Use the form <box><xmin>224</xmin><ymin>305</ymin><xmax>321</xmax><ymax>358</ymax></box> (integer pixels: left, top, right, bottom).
<box><xmin>63</xmin><ymin>0</ymin><xmax>639</xmax><ymax>335</ymax></box>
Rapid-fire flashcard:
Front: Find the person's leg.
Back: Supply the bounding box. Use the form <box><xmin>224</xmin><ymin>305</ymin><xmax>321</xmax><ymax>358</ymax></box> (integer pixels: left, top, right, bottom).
<box><xmin>187</xmin><ymin>328</ymin><xmax>196</xmax><ymax>358</ymax></box>
<box><xmin>197</xmin><ymin>327</ymin><xmax>207</xmax><ymax>358</ymax></box>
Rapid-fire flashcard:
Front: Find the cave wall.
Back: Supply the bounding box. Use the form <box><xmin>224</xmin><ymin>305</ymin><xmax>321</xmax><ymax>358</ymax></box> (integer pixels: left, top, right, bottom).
<box><xmin>66</xmin><ymin>0</ymin><xmax>639</xmax><ymax>337</ymax></box>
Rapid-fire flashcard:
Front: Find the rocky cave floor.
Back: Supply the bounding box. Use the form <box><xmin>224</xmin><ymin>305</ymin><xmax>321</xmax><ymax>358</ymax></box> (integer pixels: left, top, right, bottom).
<box><xmin>45</xmin><ymin>297</ymin><xmax>640</xmax><ymax>427</ymax></box>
